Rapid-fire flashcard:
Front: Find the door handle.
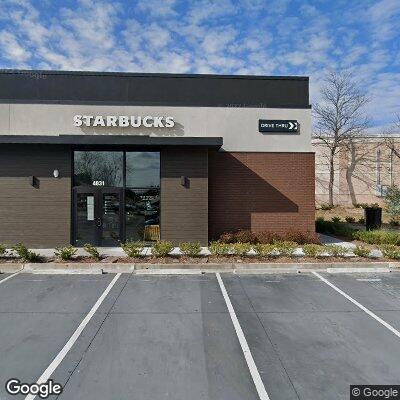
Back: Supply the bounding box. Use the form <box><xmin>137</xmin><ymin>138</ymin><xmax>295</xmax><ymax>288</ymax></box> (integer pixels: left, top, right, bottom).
<box><xmin>96</xmin><ymin>217</ymin><xmax>102</xmax><ymax>227</ymax></box>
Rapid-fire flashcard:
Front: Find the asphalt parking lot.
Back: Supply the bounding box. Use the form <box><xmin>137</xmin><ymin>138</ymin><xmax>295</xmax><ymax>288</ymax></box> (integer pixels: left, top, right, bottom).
<box><xmin>0</xmin><ymin>271</ymin><xmax>400</xmax><ymax>400</ymax></box>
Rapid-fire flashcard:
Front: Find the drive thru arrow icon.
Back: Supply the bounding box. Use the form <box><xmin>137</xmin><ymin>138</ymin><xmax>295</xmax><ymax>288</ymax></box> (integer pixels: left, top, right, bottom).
<box><xmin>289</xmin><ymin>122</ymin><xmax>297</xmax><ymax>130</ymax></box>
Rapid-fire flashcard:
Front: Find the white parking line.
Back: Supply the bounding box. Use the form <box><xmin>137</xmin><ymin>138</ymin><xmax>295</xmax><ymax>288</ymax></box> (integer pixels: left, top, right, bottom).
<box><xmin>312</xmin><ymin>272</ymin><xmax>400</xmax><ymax>339</ymax></box>
<box><xmin>0</xmin><ymin>271</ymin><xmax>21</xmax><ymax>285</ymax></box>
<box><xmin>25</xmin><ymin>273</ymin><xmax>121</xmax><ymax>400</ymax></box>
<box><xmin>216</xmin><ymin>273</ymin><xmax>271</xmax><ymax>400</ymax></box>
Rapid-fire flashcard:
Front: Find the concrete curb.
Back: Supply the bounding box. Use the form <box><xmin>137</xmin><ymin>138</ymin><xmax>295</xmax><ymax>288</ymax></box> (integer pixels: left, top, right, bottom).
<box><xmin>0</xmin><ymin>262</ymin><xmax>399</xmax><ymax>275</ymax></box>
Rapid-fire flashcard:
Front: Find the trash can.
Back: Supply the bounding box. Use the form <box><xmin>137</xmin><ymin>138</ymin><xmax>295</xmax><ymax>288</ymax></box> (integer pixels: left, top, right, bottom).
<box><xmin>365</xmin><ymin>207</ymin><xmax>382</xmax><ymax>230</ymax></box>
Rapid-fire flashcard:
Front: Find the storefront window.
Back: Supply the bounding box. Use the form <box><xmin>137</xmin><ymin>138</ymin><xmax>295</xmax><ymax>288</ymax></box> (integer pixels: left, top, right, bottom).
<box><xmin>125</xmin><ymin>152</ymin><xmax>160</xmax><ymax>242</ymax></box>
<box><xmin>74</xmin><ymin>151</ymin><xmax>123</xmax><ymax>187</ymax></box>
<box><xmin>73</xmin><ymin>151</ymin><xmax>160</xmax><ymax>244</ymax></box>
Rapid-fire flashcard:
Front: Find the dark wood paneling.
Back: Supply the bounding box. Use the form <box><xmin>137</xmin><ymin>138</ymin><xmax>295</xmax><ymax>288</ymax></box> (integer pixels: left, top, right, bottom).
<box><xmin>161</xmin><ymin>148</ymin><xmax>208</xmax><ymax>245</ymax></box>
<box><xmin>0</xmin><ymin>144</ymin><xmax>71</xmax><ymax>247</ymax></box>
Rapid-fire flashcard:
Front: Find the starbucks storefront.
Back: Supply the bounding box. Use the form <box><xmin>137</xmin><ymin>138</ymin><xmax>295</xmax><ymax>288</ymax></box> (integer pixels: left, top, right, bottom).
<box><xmin>0</xmin><ymin>69</ymin><xmax>315</xmax><ymax>248</ymax></box>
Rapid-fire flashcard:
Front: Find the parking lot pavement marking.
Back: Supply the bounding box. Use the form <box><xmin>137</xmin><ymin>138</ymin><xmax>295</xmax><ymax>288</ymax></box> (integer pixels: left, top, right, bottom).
<box><xmin>25</xmin><ymin>273</ymin><xmax>122</xmax><ymax>400</ymax></box>
<box><xmin>216</xmin><ymin>273</ymin><xmax>271</xmax><ymax>400</ymax></box>
<box><xmin>356</xmin><ymin>278</ymin><xmax>382</xmax><ymax>282</ymax></box>
<box><xmin>0</xmin><ymin>271</ymin><xmax>21</xmax><ymax>285</ymax></box>
<box><xmin>312</xmin><ymin>271</ymin><xmax>400</xmax><ymax>339</ymax></box>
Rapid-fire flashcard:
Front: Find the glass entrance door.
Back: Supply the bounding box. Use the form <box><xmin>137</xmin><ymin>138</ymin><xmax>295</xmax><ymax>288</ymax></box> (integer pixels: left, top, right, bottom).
<box><xmin>73</xmin><ymin>187</ymin><xmax>123</xmax><ymax>246</ymax></box>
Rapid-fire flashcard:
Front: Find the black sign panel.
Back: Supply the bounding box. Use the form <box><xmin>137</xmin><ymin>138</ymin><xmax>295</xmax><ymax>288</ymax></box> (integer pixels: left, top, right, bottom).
<box><xmin>259</xmin><ymin>120</ymin><xmax>299</xmax><ymax>133</ymax></box>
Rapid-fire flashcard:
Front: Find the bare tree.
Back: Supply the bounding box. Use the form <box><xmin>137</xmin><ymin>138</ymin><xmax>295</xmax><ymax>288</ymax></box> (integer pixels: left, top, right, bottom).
<box><xmin>384</xmin><ymin>114</ymin><xmax>400</xmax><ymax>161</ymax></box>
<box><xmin>313</xmin><ymin>71</ymin><xmax>370</xmax><ymax>206</ymax></box>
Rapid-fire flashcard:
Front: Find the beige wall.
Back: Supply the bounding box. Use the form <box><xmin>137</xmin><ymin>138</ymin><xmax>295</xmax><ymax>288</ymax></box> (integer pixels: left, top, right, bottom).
<box><xmin>314</xmin><ymin>137</ymin><xmax>400</xmax><ymax>206</ymax></box>
<box><xmin>0</xmin><ymin>103</ymin><xmax>312</xmax><ymax>153</ymax></box>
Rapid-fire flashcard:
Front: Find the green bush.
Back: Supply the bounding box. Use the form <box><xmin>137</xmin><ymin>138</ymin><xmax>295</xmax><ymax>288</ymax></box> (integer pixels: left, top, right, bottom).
<box><xmin>122</xmin><ymin>241</ymin><xmax>144</xmax><ymax>257</ymax></box>
<box><xmin>274</xmin><ymin>241</ymin><xmax>298</xmax><ymax>257</ymax></box>
<box><xmin>353</xmin><ymin>245</ymin><xmax>370</xmax><ymax>258</ymax></box>
<box><xmin>389</xmin><ymin>218</ymin><xmax>400</xmax><ymax>227</ymax></box>
<box><xmin>209</xmin><ymin>241</ymin><xmax>232</xmax><ymax>256</ymax></box>
<box><xmin>345</xmin><ymin>216</ymin><xmax>356</xmax><ymax>223</ymax></box>
<box><xmin>12</xmin><ymin>243</ymin><xmax>40</xmax><ymax>262</ymax></box>
<box><xmin>0</xmin><ymin>244</ymin><xmax>7</xmax><ymax>257</ymax></box>
<box><xmin>179</xmin><ymin>242</ymin><xmax>202</xmax><ymax>257</ymax></box>
<box><xmin>315</xmin><ymin>219</ymin><xmax>355</xmax><ymax>238</ymax></box>
<box><xmin>325</xmin><ymin>244</ymin><xmax>348</xmax><ymax>257</ymax></box>
<box><xmin>385</xmin><ymin>186</ymin><xmax>400</xmax><ymax>220</ymax></box>
<box><xmin>353</xmin><ymin>230</ymin><xmax>400</xmax><ymax>245</ymax></box>
<box><xmin>152</xmin><ymin>241</ymin><xmax>174</xmax><ymax>257</ymax></box>
<box><xmin>84</xmin><ymin>243</ymin><xmax>101</xmax><ymax>260</ymax></box>
<box><xmin>254</xmin><ymin>243</ymin><xmax>276</xmax><ymax>257</ymax></box>
<box><xmin>231</xmin><ymin>242</ymin><xmax>252</xmax><ymax>256</ymax></box>
<box><xmin>54</xmin><ymin>245</ymin><xmax>77</xmax><ymax>261</ymax></box>
<box><xmin>380</xmin><ymin>244</ymin><xmax>400</xmax><ymax>259</ymax></box>
<box><xmin>302</xmin><ymin>244</ymin><xmax>325</xmax><ymax>257</ymax></box>
<box><xmin>331</xmin><ymin>216</ymin><xmax>341</xmax><ymax>223</ymax></box>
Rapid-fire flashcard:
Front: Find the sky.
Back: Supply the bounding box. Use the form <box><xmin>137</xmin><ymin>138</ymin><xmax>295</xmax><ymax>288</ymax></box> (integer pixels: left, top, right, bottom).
<box><xmin>0</xmin><ymin>0</ymin><xmax>399</xmax><ymax>130</ymax></box>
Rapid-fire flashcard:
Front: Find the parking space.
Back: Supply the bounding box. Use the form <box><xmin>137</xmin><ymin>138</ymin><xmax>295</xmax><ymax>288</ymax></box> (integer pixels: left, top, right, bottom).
<box><xmin>0</xmin><ymin>271</ymin><xmax>399</xmax><ymax>400</ymax></box>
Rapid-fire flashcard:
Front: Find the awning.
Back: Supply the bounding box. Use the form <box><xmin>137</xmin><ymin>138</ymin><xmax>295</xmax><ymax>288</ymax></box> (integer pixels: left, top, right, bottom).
<box><xmin>0</xmin><ymin>135</ymin><xmax>223</xmax><ymax>148</ymax></box>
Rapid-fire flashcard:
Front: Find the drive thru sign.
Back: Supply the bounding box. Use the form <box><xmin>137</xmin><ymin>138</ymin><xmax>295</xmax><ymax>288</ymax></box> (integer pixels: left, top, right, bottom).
<box><xmin>259</xmin><ymin>120</ymin><xmax>299</xmax><ymax>133</ymax></box>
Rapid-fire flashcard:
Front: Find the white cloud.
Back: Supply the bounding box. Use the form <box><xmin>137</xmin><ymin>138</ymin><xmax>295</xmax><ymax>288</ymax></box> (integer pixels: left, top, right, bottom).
<box><xmin>0</xmin><ymin>30</ymin><xmax>30</xmax><ymax>63</ymax></box>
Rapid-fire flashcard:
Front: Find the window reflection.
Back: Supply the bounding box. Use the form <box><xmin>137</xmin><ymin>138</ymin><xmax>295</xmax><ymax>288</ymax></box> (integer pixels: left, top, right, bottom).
<box><xmin>126</xmin><ymin>152</ymin><xmax>160</xmax><ymax>242</ymax></box>
<box><xmin>74</xmin><ymin>151</ymin><xmax>123</xmax><ymax>187</ymax></box>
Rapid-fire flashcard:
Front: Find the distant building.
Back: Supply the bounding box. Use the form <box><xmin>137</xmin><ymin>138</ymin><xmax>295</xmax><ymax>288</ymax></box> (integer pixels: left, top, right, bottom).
<box><xmin>313</xmin><ymin>136</ymin><xmax>400</xmax><ymax>206</ymax></box>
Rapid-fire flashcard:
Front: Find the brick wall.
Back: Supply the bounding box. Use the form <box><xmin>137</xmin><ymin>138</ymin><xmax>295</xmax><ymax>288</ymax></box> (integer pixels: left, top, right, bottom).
<box><xmin>208</xmin><ymin>152</ymin><xmax>315</xmax><ymax>239</ymax></box>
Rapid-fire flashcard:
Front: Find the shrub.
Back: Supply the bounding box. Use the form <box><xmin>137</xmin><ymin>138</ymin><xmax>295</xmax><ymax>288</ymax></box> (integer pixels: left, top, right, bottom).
<box><xmin>355</xmin><ymin>203</ymin><xmax>368</xmax><ymax>209</ymax></box>
<box><xmin>233</xmin><ymin>230</ymin><xmax>256</xmax><ymax>244</ymax></box>
<box><xmin>325</xmin><ymin>244</ymin><xmax>348</xmax><ymax>257</ymax></box>
<box><xmin>231</xmin><ymin>242</ymin><xmax>252</xmax><ymax>256</ymax></box>
<box><xmin>302</xmin><ymin>244</ymin><xmax>324</xmax><ymax>257</ymax></box>
<box><xmin>122</xmin><ymin>241</ymin><xmax>144</xmax><ymax>257</ymax></box>
<box><xmin>331</xmin><ymin>216</ymin><xmax>341</xmax><ymax>223</ymax></box>
<box><xmin>54</xmin><ymin>246</ymin><xmax>77</xmax><ymax>261</ymax></box>
<box><xmin>380</xmin><ymin>244</ymin><xmax>400</xmax><ymax>259</ymax></box>
<box><xmin>284</xmin><ymin>230</ymin><xmax>321</xmax><ymax>245</ymax></box>
<box><xmin>353</xmin><ymin>245</ymin><xmax>370</xmax><ymax>258</ymax></box>
<box><xmin>353</xmin><ymin>230</ymin><xmax>400</xmax><ymax>245</ymax></box>
<box><xmin>209</xmin><ymin>241</ymin><xmax>232</xmax><ymax>256</ymax></box>
<box><xmin>219</xmin><ymin>232</ymin><xmax>236</xmax><ymax>244</ymax></box>
<box><xmin>152</xmin><ymin>241</ymin><xmax>174</xmax><ymax>257</ymax></box>
<box><xmin>179</xmin><ymin>242</ymin><xmax>202</xmax><ymax>257</ymax></box>
<box><xmin>315</xmin><ymin>220</ymin><xmax>355</xmax><ymax>238</ymax></box>
<box><xmin>274</xmin><ymin>241</ymin><xmax>298</xmax><ymax>257</ymax></box>
<box><xmin>255</xmin><ymin>231</ymin><xmax>282</xmax><ymax>244</ymax></box>
<box><xmin>345</xmin><ymin>216</ymin><xmax>356</xmax><ymax>223</ymax></box>
<box><xmin>84</xmin><ymin>243</ymin><xmax>101</xmax><ymax>260</ymax></box>
<box><xmin>358</xmin><ymin>217</ymin><xmax>365</xmax><ymax>224</ymax></box>
<box><xmin>320</xmin><ymin>203</ymin><xmax>334</xmax><ymax>210</ymax></box>
<box><xmin>12</xmin><ymin>243</ymin><xmax>40</xmax><ymax>262</ymax></box>
<box><xmin>0</xmin><ymin>244</ymin><xmax>7</xmax><ymax>257</ymax></box>
<box><xmin>254</xmin><ymin>243</ymin><xmax>276</xmax><ymax>257</ymax></box>
<box><xmin>389</xmin><ymin>218</ymin><xmax>400</xmax><ymax>227</ymax></box>
<box><xmin>385</xmin><ymin>185</ymin><xmax>400</xmax><ymax>220</ymax></box>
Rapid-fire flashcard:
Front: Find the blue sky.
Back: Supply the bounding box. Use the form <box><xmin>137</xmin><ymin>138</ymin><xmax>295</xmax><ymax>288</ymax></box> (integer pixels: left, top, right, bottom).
<box><xmin>0</xmin><ymin>0</ymin><xmax>399</xmax><ymax>129</ymax></box>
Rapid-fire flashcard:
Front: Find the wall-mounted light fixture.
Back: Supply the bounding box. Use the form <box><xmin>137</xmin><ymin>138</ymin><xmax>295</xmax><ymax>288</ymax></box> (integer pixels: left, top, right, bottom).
<box><xmin>53</xmin><ymin>169</ymin><xmax>59</xmax><ymax>178</ymax></box>
<box><xmin>180</xmin><ymin>176</ymin><xmax>189</xmax><ymax>188</ymax></box>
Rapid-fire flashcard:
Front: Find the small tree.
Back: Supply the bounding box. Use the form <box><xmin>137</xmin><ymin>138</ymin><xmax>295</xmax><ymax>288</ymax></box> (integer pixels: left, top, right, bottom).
<box><xmin>314</xmin><ymin>71</ymin><xmax>370</xmax><ymax>206</ymax></box>
<box><xmin>385</xmin><ymin>185</ymin><xmax>400</xmax><ymax>221</ymax></box>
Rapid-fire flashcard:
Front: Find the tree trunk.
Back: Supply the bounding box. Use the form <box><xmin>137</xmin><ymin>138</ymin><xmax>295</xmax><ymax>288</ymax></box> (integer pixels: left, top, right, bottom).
<box><xmin>346</xmin><ymin>142</ymin><xmax>357</xmax><ymax>206</ymax></box>
<box><xmin>328</xmin><ymin>149</ymin><xmax>335</xmax><ymax>206</ymax></box>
